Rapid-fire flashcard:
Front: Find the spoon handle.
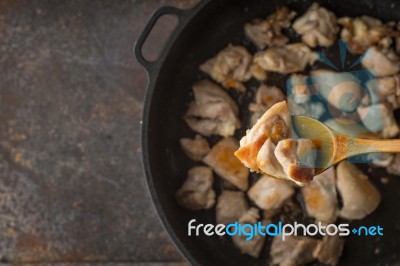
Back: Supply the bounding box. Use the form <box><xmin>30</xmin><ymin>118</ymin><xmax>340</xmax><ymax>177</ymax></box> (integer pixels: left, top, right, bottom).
<box><xmin>352</xmin><ymin>138</ymin><xmax>400</xmax><ymax>154</ymax></box>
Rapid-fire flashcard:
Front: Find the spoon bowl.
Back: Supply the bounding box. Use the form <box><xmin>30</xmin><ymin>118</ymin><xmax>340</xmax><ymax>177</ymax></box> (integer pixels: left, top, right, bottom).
<box><xmin>292</xmin><ymin>115</ymin><xmax>400</xmax><ymax>175</ymax></box>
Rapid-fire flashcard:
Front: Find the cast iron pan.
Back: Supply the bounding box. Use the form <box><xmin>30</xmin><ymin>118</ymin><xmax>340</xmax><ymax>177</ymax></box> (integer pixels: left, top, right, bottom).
<box><xmin>135</xmin><ymin>0</ymin><xmax>400</xmax><ymax>265</ymax></box>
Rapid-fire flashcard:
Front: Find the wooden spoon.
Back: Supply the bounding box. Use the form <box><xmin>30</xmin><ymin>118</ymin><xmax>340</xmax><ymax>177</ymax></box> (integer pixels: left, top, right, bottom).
<box><xmin>292</xmin><ymin>115</ymin><xmax>400</xmax><ymax>175</ymax></box>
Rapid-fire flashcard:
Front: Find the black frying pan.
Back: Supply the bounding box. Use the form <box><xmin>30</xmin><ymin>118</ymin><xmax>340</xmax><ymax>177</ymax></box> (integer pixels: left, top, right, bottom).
<box><xmin>135</xmin><ymin>0</ymin><xmax>400</xmax><ymax>265</ymax></box>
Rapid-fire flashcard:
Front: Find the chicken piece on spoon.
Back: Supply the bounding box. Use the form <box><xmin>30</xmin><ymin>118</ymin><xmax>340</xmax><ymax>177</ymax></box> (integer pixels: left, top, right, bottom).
<box><xmin>235</xmin><ymin>101</ymin><xmax>291</xmax><ymax>172</ymax></box>
<box><xmin>274</xmin><ymin>138</ymin><xmax>317</xmax><ymax>185</ymax></box>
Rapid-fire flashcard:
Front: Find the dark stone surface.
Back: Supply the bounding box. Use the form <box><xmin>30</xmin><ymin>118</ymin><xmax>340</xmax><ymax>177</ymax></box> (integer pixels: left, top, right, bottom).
<box><xmin>0</xmin><ymin>0</ymin><xmax>197</xmax><ymax>263</ymax></box>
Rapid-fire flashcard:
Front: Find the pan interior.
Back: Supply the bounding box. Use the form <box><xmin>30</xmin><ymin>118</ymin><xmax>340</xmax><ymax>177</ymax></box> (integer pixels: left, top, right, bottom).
<box><xmin>143</xmin><ymin>0</ymin><xmax>400</xmax><ymax>265</ymax></box>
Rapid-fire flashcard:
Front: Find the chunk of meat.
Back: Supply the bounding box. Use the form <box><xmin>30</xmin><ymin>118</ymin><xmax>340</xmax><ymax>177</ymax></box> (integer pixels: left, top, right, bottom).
<box><xmin>180</xmin><ymin>135</ymin><xmax>210</xmax><ymax>161</ymax></box>
<box><xmin>270</xmin><ymin>236</ymin><xmax>319</xmax><ymax>266</ymax></box>
<box><xmin>184</xmin><ymin>80</ymin><xmax>240</xmax><ymax>137</ymax></box>
<box><xmin>292</xmin><ymin>3</ymin><xmax>338</xmax><ymax>47</ymax></box>
<box><xmin>192</xmin><ymin>79</ymin><xmax>239</xmax><ymax>115</ymax></box>
<box><xmin>248</xmin><ymin>175</ymin><xmax>295</xmax><ymax>211</ymax></box>
<box><xmin>313</xmin><ymin>235</ymin><xmax>345</xmax><ymax>266</ymax></box>
<box><xmin>216</xmin><ymin>190</ymin><xmax>249</xmax><ymax>225</ymax></box>
<box><xmin>256</xmin><ymin>139</ymin><xmax>287</xmax><ymax>179</ymax></box>
<box><xmin>249</xmin><ymin>85</ymin><xmax>285</xmax><ymax>125</ymax></box>
<box><xmin>336</xmin><ymin>161</ymin><xmax>381</xmax><ymax>220</ymax></box>
<box><xmin>287</xmin><ymin>74</ymin><xmax>312</xmax><ymax>104</ymax></box>
<box><xmin>232</xmin><ymin>208</ymin><xmax>266</xmax><ymax>258</ymax></box>
<box><xmin>175</xmin><ymin>166</ymin><xmax>215</xmax><ymax>210</ymax></box>
<box><xmin>388</xmin><ymin>153</ymin><xmax>400</xmax><ymax>175</ymax></box>
<box><xmin>357</xmin><ymin>103</ymin><xmax>399</xmax><ymax>138</ymax></box>
<box><xmin>363</xmin><ymin>74</ymin><xmax>400</xmax><ymax>109</ymax></box>
<box><xmin>362</xmin><ymin>47</ymin><xmax>400</xmax><ymax>77</ymax></box>
<box><xmin>200</xmin><ymin>45</ymin><xmax>252</xmax><ymax>92</ymax></box>
<box><xmin>275</xmin><ymin>139</ymin><xmax>317</xmax><ymax>185</ymax></box>
<box><xmin>184</xmin><ymin>102</ymin><xmax>240</xmax><ymax>137</ymax></box>
<box><xmin>301</xmin><ymin>168</ymin><xmax>338</xmax><ymax>224</ymax></box>
<box><xmin>254</xmin><ymin>43</ymin><xmax>317</xmax><ymax>74</ymax></box>
<box><xmin>244</xmin><ymin>6</ymin><xmax>296</xmax><ymax>50</ymax></box>
<box><xmin>235</xmin><ymin>101</ymin><xmax>291</xmax><ymax>172</ymax></box>
<box><xmin>338</xmin><ymin>16</ymin><xmax>392</xmax><ymax>54</ymax></box>
<box><xmin>203</xmin><ymin>138</ymin><xmax>249</xmax><ymax>191</ymax></box>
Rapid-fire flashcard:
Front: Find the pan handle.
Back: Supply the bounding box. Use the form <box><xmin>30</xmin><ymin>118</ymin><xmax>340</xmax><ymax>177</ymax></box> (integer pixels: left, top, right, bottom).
<box><xmin>134</xmin><ymin>6</ymin><xmax>185</xmax><ymax>74</ymax></box>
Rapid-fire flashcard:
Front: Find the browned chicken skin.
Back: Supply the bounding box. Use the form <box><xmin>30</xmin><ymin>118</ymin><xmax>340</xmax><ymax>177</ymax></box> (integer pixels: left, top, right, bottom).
<box><xmin>235</xmin><ymin>101</ymin><xmax>291</xmax><ymax>172</ymax></box>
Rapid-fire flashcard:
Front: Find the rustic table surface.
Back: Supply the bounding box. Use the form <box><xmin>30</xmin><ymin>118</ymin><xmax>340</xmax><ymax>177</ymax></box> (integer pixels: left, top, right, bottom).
<box><xmin>0</xmin><ymin>0</ymin><xmax>198</xmax><ymax>264</ymax></box>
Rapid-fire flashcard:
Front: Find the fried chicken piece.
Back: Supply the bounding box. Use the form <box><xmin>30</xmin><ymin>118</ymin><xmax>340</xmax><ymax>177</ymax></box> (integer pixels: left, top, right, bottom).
<box><xmin>235</xmin><ymin>101</ymin><xmax>291</xmax><ymax>172</ymax></box>
<box><xmin>301</xmin><ymin>167</ymin><xmax>338</xmax><ymax>224</ymax></box>
<box><xmin>203</xmin><ymin>138</ymin><xmax>249</xmax><ymax>191</ymax></box>
<box><xmin>244</xmin><ymin>6</ymin><xmax>296</xmax><ymax>50</ymax></box>
<box><xmin>363</xmin><ymin>74</ymin><xmax>400</xmax><ymax>109</ymax></box>
<box><xmin>254</xmin><ymin>43</ymin><xmax>317</xmax><ymax>74</ymax></box>
<box><xmin>180</xmin><ymin>135</ymin><xmax>210</xmax><ymax>161</ymax></box>
<box><xmin>184</xmin><ymin>80</ymin><xmax>240</xmax><ymax>137</ymax></box>
<box><xmin>293</xmin><ymin>3</ymin><xmax>339</xmax><ymax>47</ymax></box>
<box><xmin>313</xmin><ymin>235</ymin><xmax>345</xmax><ymax>266</ymax></box>
<box><xmin>200</xmin><ymin>45</ymin><xmax>252</xmax><ymax>92</ymax></box>
<box><xmin>232</xmin><ymin>208</ymin><xmax>266</xmax><ymax>258</ymax></box>
<box><xmin>256</xmin><ymin>138</ymin><xmax>287</xmax><ymax>179</ymax></box>
<box><xmin>249</xmin><ymin>84</ymin><xmax>285</xmax><ymax>125</ymax></box>
<box><xmin>357</xmin><ymin>103</ymin><xmax>399</xmax><ymax>138</ymax></box>
<box><xmin>192</xmin><ymin>79</ymin><xmax>239</xmax><ymax>115</ymax></box>
<box><xmin>388</xmin><ymin>153</ymin><xmax>400</xmax><ymax>175</ymax></box>
<box><xmin>175</xmin><ymin>166</ymin><xmax>215</xmax><ymax>210</ymax></box>
<box><xmin>216</xmin><ymin>190</ymin><xmax>249</xmax><ymax>225</ymax></box>
<box><xmin>248</xmin><ymin>175</ymin><xmax>295</xmax><ymax>211</ymax></box>
<box><xmin>270</xmin><ymin>236</ymin><xmax>319</xmax><ymax>266</ymax></box>
<box><xmin>274</xmin><ymin>139</ymin><xmax>317</xmax><ymax>185</ymax></box>
<box><xmin>362</xmin><ymin>47</ymin><xmax>400</xmax><ymax>77</ymax></box>
<box><xmin>336</xmin><ymin>161</ymin><xmax>381</xmax><ymax>220</ymax></box>
<box><xmin>338</xmin><ymin>16</ymin><xmax>392</xmax><ymax>55</ymax></box>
